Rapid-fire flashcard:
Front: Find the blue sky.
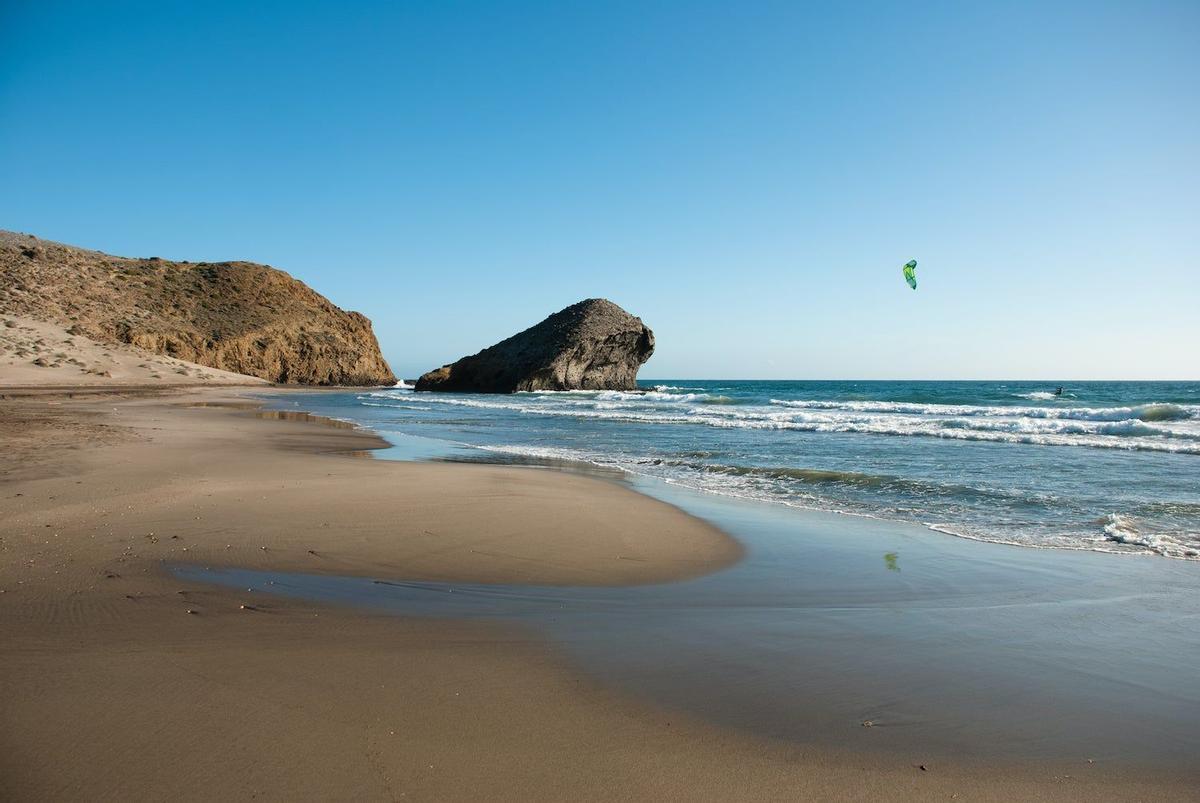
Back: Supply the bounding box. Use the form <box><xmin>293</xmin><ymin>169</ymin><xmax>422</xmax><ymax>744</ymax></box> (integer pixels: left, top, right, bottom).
<box><xmin>2</xmin><ymin>0</ymin><xmax>1196</xmax><ymax>380</ymax></box>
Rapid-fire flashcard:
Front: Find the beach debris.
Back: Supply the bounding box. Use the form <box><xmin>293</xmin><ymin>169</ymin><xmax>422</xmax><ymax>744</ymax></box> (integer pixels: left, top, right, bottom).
<box><xmin>185</xmin><ymin>609</ymin><xmax>197</xmax><ymax>615</ymax></box>
<box><xmin>240</xmin><ymin>604</ymin><xmax>257</xmax><ymax>611</ymax></box>
<box><xmin>861</xmin><ymin>719</ymin><xmax>874</xmax><ymax>727</ymax></box>
<box><xmin>307</xmin><ymin>549</ymin><xmax>319</xmax><ymax>556</ymax></box>
<box><xmin>918</xmin><ymin>764</ymin><xmax>928</xmax><ymax>772</ymax></box>
<box><xmin>902</xmin><ymin>259</ymin><xmax>918</xmax><ymax>290</ymax></box>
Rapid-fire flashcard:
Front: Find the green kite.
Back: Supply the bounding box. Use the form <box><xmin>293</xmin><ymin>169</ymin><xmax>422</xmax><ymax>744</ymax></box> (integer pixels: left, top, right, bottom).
<box><xmin>902</xmin><ymin>259</ymin><xmax>917</xmax><ymax>290</ymax></box>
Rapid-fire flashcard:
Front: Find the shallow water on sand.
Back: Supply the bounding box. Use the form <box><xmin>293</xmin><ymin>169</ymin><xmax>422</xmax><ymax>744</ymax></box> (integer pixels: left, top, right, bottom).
<box><xmin>285</xmin><ymin>380</ymin><xmax>1200</xmax><ymax>561</ymax></box>
<box><xmin>178</xmin><ymin>455</ymin><xmax>1200</xmax><ymax>769</ymax></box>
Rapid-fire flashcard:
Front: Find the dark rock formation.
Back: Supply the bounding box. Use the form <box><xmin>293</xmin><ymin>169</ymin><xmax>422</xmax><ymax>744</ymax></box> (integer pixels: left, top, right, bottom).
<box><xmin>416</xmin><ymin>299</ymin><xmax>654</xmax><ymax>393</ymax></box>
<box><xmin>0</xmin><ymin>230</ymin><xmax>395</xmax><ymax>385</ymax></box>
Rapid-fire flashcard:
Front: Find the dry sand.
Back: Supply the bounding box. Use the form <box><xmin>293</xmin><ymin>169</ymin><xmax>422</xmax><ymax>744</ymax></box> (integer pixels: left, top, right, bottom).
<box><xmin>1</xmin><ymin>387</ymin><xmax>1192</xmax><ymax>801</ymax></box>
<box><xmin>0</xmin><ymin>315</ymin><xmax>269</xmax><ymax>387</ymax></box>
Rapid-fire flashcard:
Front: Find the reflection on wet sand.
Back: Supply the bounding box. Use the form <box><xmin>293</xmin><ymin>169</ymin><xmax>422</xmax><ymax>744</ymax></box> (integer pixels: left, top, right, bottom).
<box><xmin>175</xmin><ymin>485</ymin><xmax>1200</xmax><ymax>772</ymax></box>
<box><xmin>255</xmin><ymin>409</ymin><xmax>359</xmax><ymax>429</ymax></box>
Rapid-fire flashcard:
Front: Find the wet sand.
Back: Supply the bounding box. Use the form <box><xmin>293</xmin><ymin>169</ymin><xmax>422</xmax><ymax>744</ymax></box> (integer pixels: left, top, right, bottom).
<box><xmin>1</xmin><ymin>387</ymin><xmax>1195</xmax><ymax>800</ymax></box>
<box><xmin>202</xmin><ymin>487</ymin><xmax>1200</xmax><ymax>770</ymax></box>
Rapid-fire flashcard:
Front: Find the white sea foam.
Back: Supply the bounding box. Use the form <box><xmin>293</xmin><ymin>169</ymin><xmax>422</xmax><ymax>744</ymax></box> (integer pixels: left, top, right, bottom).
<box><xmin>346</xmin><ymin>384</ymin><xmax>1200</xmax><ymax>561</ymax></box>
<box><xmin>360</xmin><ymin>401</ymin><xmax>433</xmax><ymax>411</ymax></box>
<box><xmin>364</xmin><ymin>391</ymin><xmax>1200</xmax><ymax>454</ymax></box>
<box><xmin>596</xmin><ymin>390</ymin><xmax>711</xmax><ymax>403</ymax></box>
<box><xmin>1102</xmin><ymin>513</ymin><xmax>1143</xmax><ymax>546</ymax></box>
<box><xmin>768</xmin><ymin>399</ymin><xmax>1198</xmax><ymax>423</ymax></box>
<box><xmin>477</xmin><ymin>443</ymin><xmax>609</xmax><ymax>464</ymax></box>
<box><xmin>1100</xmin><ymin>514</ymin><xmax>1199</xmax><ymax>559</ymax></box>
<box><xmin>468</xmin><ymin>442</ymin><xmax>1200</xmax><ymax>561</ymax></box>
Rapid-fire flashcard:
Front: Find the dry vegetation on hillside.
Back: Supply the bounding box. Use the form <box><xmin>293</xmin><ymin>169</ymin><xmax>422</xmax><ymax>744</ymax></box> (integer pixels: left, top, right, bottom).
<box><xmin>0</xmin><ymin>230</ymin><xmax>394</xmax><ymax>385</ymax></box>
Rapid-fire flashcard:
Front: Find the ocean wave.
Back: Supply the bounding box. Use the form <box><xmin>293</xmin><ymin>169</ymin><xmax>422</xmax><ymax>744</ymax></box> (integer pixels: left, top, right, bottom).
<box><xmin>706</xmin><ymin>419</ymin><xmax>1200</xmax><ymax>453</ymax></box>
<box><xmin>360</xmin><ymin>401</ymin><xmax>433</xmax><ymax>411</ymax></box>
<box><xmin>517</xmin><ymin>387</ymin><xmax>735</xmax><ymax>404</ymax></box>
<box><xmin>1099</xmin><ymin>514</ymin><xmax>1199</xmax><ymax>560</ymax></box>
<box><xmin>318</xmin><ymin>381</ymin><xmax>1200</xmax><ymax>564</ymax></box>
<box><xmin>375</xmin><ymin>388</ymin><xmax>1198</xmax><ymax>427</ymax></box>
<box><xmin>392</xmin><ymin>394</ymin><xmax>1200</xmax><ymax>453</ymax></box>
<box><xmin>768</xmin><ymin>399</ymin><xmax>1198</xmax><ymax>423</ymax></box>
<box><xmin>1102</xmin><ymin>513</ymin><xmax>1144</xmax><ymax>546</ymax></box>
<box><xmin>699</xmin><ymin>463</ymin><xmax>1055</xmax><ymax>504</ymax></box>
<box><xmin>476</xmin><ymin>443</ymin><xmax>613</xmax><ymax>465</ymax></box>
<box><xmin>597</xmin><ymin>390</ymin><xmax>712</xmax><ymax>403</ymax></box>
<box><xmin>1013</xmin><ymin>390</ymin><xmax>1080</xmax><ymax>401</ymax></box>
<box><xmin>1136</xmin><ymin>403</ymin><xmax>1194</xmax><ymax>422</ymax></box>
<box><xmin>468</xmin><ymin>442</ymin><xmax>1200</xmax><ymax>561</ymax></box>
<box><xmin>1134</xmin><ymin>500</ymin><xmax>1200</xmax><ymax>517</ymax></box>
<box><xmin>936</xmin><ymin>416</ymin><xmax>1200</xmax><ymax>440</ymax></box>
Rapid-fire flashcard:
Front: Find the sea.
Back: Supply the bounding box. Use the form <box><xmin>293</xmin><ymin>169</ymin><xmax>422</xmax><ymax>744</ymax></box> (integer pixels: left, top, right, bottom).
<box><xmin>286</xmin><ymin>380</ymin><xmax>1200</xmax><ymax>561</ymax></box>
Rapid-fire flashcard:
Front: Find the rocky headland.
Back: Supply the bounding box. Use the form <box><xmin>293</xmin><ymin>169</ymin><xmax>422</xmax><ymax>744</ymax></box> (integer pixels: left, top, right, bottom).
<box><xmin>0</xmin><ymin>230</ymin><xmax>394</xmax><ymax>386</ymax></box>
<box><xmin>416</xmin><ymin>298</ymin><xmax>654</xmax><ymax>393</ymax></box>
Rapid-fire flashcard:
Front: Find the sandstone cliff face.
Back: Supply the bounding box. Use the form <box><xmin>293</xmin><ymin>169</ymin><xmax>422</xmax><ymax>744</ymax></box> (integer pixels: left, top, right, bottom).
<box><xmin>0</xmin><ymin>231</ymin><xmax>395</xmax><ymax>386</ymax></box>
<box><xmin>416</xmin><ymin>299</ymin><xmax>654</xmax><ymax>393</ymax></box>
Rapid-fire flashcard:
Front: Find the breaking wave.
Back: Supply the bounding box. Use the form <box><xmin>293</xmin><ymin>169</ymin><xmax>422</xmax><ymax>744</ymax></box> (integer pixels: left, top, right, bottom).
<box><xmin>364</xmin><ymin>392</ymin><xmax>1200</xmax><ymax>454</ymax></box>
<box><xmin>468</xmin><ymin>443</ymin><xmax>1199</xmax><ymax>560</ymax></box>
<box><xmin>1099</xmin><ymin>514</ymin><xmax>1199</xmax><ymax>560</ymax></box>
<box><xmin>336</xmin><ymin>380</ymin><xmax>1200</xmax><ymax>561</ymax></box>
<box><xmin>768</xmin><ymin>399</ymin><xmax>1197</xmax><ymax>423</ymax></box>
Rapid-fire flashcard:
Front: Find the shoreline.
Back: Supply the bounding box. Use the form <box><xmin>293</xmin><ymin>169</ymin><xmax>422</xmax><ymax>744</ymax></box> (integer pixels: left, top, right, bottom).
<box><xmin>2</xmin><ymin>386</ymin><xmax>1195</xmax><ymax>800</ymax></box>
<box><xmin>337</xmin><ymin>379</ymin><xmax>1200</xmax><ymax>562</ymax></box>
<box><xmin>0</xmin><ymin>384</ymin><xmax>742</xmax><ymax>585</ymax></box>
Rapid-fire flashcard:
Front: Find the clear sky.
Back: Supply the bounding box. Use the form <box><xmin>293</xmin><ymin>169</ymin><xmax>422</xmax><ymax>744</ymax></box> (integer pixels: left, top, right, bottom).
<box><xmin>2</xmin><ymin>1</ymin><xmax>1196</xmax><ymax>380</ymax></box>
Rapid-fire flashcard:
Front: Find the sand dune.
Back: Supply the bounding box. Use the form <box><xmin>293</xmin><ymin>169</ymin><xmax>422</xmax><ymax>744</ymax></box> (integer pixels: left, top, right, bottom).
<box><xmin>0</xmin><ymin>315</ymin><xmax>267</xmax><ymax>387</ymax></box>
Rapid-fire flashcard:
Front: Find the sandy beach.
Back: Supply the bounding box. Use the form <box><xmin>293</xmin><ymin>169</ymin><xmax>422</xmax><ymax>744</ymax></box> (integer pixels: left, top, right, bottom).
<box><xmin>5</xmin><ymin>0</ymin><xmax>1195</xmax><ymax>797</ymax></box>
<box><xmin>0</xmin><ymin>385</ymin><xmax>1192</xmax><ymax>801</ymax></box>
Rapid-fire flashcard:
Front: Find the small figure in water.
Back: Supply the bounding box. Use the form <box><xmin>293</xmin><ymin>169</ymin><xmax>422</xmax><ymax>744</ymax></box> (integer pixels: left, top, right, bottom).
<box><xmin>1054</xmin><ymin>387</ymin><xmax>1063</xmax><ymax>396</ymax></box>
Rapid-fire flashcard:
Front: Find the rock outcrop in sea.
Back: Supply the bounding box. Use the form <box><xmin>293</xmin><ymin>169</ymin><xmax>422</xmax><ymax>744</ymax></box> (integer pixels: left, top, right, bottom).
<box><xmin>0</xmin><ymin>230</ymin><xmax>395</xmax><ymax>386</ymax></box>
<box><xmin>415</xmin><ymin>298</ymin><xmax>654</xmax><ymax>393</ymax></box>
